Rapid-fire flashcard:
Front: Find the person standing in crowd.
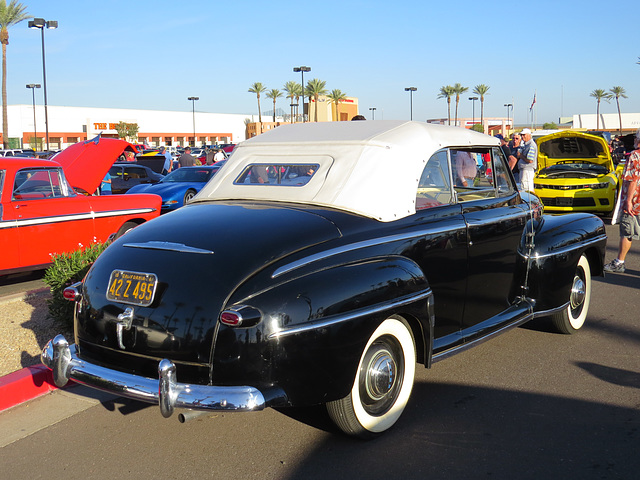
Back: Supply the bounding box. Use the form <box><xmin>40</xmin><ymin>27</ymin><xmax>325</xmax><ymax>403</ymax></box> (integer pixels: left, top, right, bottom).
<box><xmin>604</xmin><ymin>128</ymin><xmax>640</xmax><ymax>273</ymax></box>
<box><xmin>508</xmin><ymin>133</ymin><xmax>523</xmax><ymax>182</ymax></box>
<box><xmin>495</xmin><ymin>134</ymin><xmax>511</xmax><ymax>160</ymax></box>
<box><xmin>100</xmin><ymin>172</ymin><xmax>112</xmax><ymax>195</ymax></box>
<box><xmin>178</xmin><ymin>146</ymin><xmax>196</xmax><ymax>168</ymax></box>
<box><xmin>517</xmin><ymin>128</ymin><xmax>537</xmax><ymax>192</ymax></box>
<box><xmin>214</xmin><ymin>148</ymin><xmax>225</xmax><ymax>163</ymax></box>
<box><xmin>159</xmin><ymin>146</ymin><xmax>172</xmax><ymax>175</ymax></box>
<box><xmin>124</xmin><ymin>151</ymin><xmax>136</xmax><ymax>162</ymax></box>
<box><xmin>205</xmin><ymin>147</ymin><xmax>215</xmax><ymax>165</ymax></box>
<box><xmin>454</xmin><ymin>150</ymin><xmax>477</xmax><ymax>187</ymax></box>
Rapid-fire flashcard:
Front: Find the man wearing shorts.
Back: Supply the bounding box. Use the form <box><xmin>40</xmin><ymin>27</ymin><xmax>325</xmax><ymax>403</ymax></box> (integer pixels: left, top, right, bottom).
<box><xmin>604</xmin><ymin>128</ymin><xmax>640</xmax><ymax>273</ymax></box>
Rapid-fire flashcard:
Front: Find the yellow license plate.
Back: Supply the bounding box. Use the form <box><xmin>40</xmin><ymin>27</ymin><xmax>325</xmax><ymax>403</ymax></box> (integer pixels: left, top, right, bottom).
<box><xmin>106</xmin><ymin>270</ymin><xmax>157</xmax><ymax>306</ymax></box>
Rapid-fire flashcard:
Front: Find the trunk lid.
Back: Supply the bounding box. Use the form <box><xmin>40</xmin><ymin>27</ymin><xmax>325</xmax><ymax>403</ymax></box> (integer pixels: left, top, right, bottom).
<box><xmin>75</xmin><ymin>201</ymin><xmax>342</xmax><ymax>373</ymax></box>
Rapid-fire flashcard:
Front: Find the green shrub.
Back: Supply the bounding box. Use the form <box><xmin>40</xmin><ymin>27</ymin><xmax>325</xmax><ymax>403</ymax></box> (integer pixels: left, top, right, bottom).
<box><xmin>43</xmin><ymin>241</ymin><xmax>109</xmax><ymax>328</ymax></box>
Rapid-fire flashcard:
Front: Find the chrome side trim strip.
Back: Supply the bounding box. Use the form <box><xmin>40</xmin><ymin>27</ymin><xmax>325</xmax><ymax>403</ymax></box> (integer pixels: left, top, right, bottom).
<box><xmin>41</xmin><ymin>335</ymin><xmax>265</xmax><ymax>416</ymax></box>
<box><xmin>433</xmin><ymin>313</ymin><xmax>533</xmax><ymax>363</ymax></box>
<box><xmin>522</xmin><ymin>234</ymin><xmax>607</xmax><ymax>260</ymax></box>
<box><xmin>123</xmin><ymin>241</ymin><xmax>214</xmax><ymax>254</ymax></box>
<box><xmin>0</xmin><ymin>208</ymin><xmax>156</xmax><ymax>229</ymax></box>
<box><xmin>272</xmin><ymin>225</ymin><xmax>463</xmax><ymax>278</ymax></box>
<box><xmin>267</xmin><ymin>289</ymin><xmax>432</xmax><ymax>339</ymax></box>
<box><xmin>531</xmin><ymin>302</ymin><xmax>569</xmax><ymax>319</ymax></box>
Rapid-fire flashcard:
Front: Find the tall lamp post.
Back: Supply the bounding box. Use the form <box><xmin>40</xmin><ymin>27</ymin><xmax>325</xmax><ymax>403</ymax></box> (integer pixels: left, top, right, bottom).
<box><xmin>293</xmin><ymin>66</ymin><xmax>310</xmax><ymax>122</ymax></box>
<box><xmin>28</xmin><ymin>18</ymin><xmax>57</xmax><ymax>152</ymax></box>
<box><xmin>404</xmin><ymin>87</ymin><xmax>417</xmax><ymax>120</ymax></box>
<box><xmin>469</xmin><ymin>96</ymin><xmax>478</xmax><ymax>128</ymax></box>
<box><xmin>187</xmin><ymin>96</ymin><xmax>199</xmax><ymax>146</ymax></box>
<box><xmin>26</xmin><ymin>84</ymin><xmax>41</xmax><ymax>149</ymax></box>
<box><xmin>504</xmin><ymin>103</ymin><xmax>513</xmax><ymax>133</ymax></box>
<box><xmin>369</xmin><ymin>107</ymin><xmax>376</xmax><ymax>120</ymax></box>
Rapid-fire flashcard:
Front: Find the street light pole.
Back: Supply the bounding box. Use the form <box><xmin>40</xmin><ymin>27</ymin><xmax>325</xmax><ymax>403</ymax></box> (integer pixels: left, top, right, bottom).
<box><xmin>504</xmin><ymin>103</ymin><xmax>513</xmax><ymax>133</ymax></box>
<box><xmin>369</xmin><ymin>107</ymin><xmax>376</xmax><ymax>120</ymax></box>
<box><xmin>28</xmin><ymin>18</ymin><xmax>57</xmax><ymax>152</ymax></box>
<box><xmin>404</xmin><ymin>87</ymin><xmax>417</xmax><ymax>120</ymax></box>
<box><xmin>187</xmin><ymin>97</ymin><xmax>199</xmax><ymax>146</ymax></box>
<box><xmin>469</xmin><ymin>96</ymin><xmax>478</xmax><ymax>128</ymax></box>
<box><xmin>293</xmin><ymin>66</ymin><xmax>310</xmax><ymax>122</ymax></box>
<box><xmin>26</xmin><ymin>84</ymin><xmax>41</xmax><ymax>149</ymax></box>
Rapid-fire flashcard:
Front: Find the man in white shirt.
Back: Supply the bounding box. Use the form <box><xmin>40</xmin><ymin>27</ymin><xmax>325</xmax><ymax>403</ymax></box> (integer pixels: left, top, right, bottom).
<box><xmin>517</xmin><ymin>128</ymin><xmax>538</xmax><ymax>192</ymax></box>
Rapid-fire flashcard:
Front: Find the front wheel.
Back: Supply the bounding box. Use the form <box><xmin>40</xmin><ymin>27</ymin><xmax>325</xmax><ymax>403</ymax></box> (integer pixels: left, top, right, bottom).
<box><xmin>183</xmin><ymin>189</ymin><xmax>197</xmax><ymax>204</ymax></box>
<box><xmin>550</xmin><ymin>254</ymin><xmax>591</xmax><ymax>334</ymax></box>
<box><xmin>326</xmin><ymin>316</ymin><xmax>416</xmax><ymax>438</ymax></box>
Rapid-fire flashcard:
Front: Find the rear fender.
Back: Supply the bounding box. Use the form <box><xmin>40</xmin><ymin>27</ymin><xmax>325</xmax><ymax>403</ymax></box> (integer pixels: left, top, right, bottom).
<box><xmin>214</xmin><ymin>255</ymin><xmax>433</xmax><ymax>406</ymax></box>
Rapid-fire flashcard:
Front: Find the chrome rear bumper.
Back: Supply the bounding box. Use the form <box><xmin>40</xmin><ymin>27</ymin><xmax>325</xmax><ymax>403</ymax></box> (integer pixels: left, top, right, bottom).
<box><xmin>41</xmin><ymin>335</ymin><xmax>266</xmax><ymax>418</ymax></box>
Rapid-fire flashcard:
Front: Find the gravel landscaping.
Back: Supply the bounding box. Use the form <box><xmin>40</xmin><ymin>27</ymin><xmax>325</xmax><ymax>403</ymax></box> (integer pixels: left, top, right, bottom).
<box><xmin>0</xmin><ymin>291</ymin><xmax>72</xmax><ymax>377</ymax></box>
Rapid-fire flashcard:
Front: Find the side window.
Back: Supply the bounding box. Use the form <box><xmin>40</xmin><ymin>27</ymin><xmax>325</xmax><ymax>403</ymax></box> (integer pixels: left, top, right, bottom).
<box><xmin>128</xmin><ymin>167</ymin><xmax>147</xmax><ymax>179</ymax></box>
<box><xmin>416</xmin><ymin>150</ymin><xmax>453</xmax><ymax>210</ymax></box>
<box><xmin>492</xmin><ymin>147</ymin><xmax>515</xmax><ymax>195</ymax></box>
<box><xmin>452</xmin><ymin>148</ymin><xmax>496</xmax><ymax>201</ymax></box>
<box><xmin>109</xmin><ymin>166</ymin><xmax>123</xmax><ymax>179</ymax></box>
<box><xmin>12</xmin><ymin>169</ymin><xmax>65</xmax><ymax>200</ymax></box>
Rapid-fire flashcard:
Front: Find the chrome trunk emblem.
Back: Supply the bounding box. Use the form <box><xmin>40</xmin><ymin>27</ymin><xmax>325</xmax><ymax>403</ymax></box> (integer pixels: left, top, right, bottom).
<box><xmin>116</xmin><ymin>307</ymin><xmax>135</xmax><ymax>350</ymax></box>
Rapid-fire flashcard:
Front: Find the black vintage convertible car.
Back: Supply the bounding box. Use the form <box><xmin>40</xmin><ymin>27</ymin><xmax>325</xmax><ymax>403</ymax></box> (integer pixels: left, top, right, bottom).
<box><xmin>43</xmin><ymin>121</ymin><xmax>606</xmax><ymax>438</ymax></box>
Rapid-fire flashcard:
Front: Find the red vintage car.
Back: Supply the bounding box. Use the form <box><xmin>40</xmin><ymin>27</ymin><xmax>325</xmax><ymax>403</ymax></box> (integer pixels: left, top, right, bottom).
<box><xmin>0</xmin><ymin>137</ymin><xmax>161</xmax><ymax>276</ymax></box>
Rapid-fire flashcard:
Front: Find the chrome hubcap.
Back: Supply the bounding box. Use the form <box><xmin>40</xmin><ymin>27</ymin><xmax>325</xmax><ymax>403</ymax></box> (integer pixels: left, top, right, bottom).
<box><xmin>570</xmin><ymin>275</ymin><xmax>586</xmax><ymax>310</ymax></box>
<box><xmin>365</xmin><ymin>349</ymin><xmax>397</xmax><ymax>400</ymax></box>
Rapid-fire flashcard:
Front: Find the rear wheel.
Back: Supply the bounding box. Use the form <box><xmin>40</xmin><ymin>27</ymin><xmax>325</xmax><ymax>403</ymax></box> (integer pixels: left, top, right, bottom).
<box><xmin>551</xmin><ymin>254</ymin><xmax>591</xmax><ymax>334</ymax></box>
<box><xmin>326</xmin><ymin>316</ymin><xmax>416</xmax><ymax>438</ymax></box>
<box><xmin>114</xmin><ymin>221</ymin><xmax>139</xmax><ymax>240</ymax></box>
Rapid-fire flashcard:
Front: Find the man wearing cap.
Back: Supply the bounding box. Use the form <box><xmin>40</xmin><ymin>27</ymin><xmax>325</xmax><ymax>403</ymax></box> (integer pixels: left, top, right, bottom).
<box><xmin>178</xmin><ymin>146</ymin><xmax>196</xmax><ymax>168</ymax></box>
<box><xmin>517</xmin><ymin>128</ymin><xmax>537</xmax><ymax>192</ymax></box>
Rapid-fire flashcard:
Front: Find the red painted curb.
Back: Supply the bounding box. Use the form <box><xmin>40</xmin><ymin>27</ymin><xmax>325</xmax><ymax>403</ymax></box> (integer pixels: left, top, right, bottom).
<box><xmin>0</xmin><ymin>365</ymin><xmax>72</xmax><ymax>412</ymax></box>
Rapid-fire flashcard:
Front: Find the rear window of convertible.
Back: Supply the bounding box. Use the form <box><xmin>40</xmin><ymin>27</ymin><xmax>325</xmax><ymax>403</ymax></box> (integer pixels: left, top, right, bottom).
<box><xmin>234</xmin><ymin>164</ymin><xmax>320</xmax><ymax>186</ymax></box>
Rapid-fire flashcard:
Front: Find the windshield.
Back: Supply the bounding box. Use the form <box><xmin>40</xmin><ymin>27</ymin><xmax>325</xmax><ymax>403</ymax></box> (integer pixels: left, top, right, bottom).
<box><xmin>161</xmin><ymin>167</ymin><xmax>215</xmax><ymax>183</ymax></box>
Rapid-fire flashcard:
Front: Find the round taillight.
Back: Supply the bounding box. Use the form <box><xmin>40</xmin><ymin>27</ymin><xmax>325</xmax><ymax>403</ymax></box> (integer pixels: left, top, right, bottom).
<box><xmin>220</xmin><ymin>311</ymin><xmax>241</xmax><ymax>326</ymax></box>
<box><xmin>63</xmin><ymin>282</ymin><xmax>82</xmax><ymax>301</ymax></box>
<box><xmin>219</xmin><ymin>305</ymin><xmax>262</xmax><ymax>328</ymax></box>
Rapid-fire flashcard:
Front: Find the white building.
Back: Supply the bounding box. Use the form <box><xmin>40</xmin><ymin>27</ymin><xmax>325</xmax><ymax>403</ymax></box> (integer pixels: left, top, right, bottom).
<box><xmin>570</xmin><ymin>112</ymin><xmax>640</xmax><ymax>132</ymax></box>
<box><xmin>3</xmin><ymin>104</ymin><xmax>255</xmax><ymax>150</ymax></box>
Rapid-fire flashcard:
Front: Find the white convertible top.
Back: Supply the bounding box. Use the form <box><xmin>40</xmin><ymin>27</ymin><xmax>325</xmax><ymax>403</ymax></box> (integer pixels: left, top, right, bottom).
<box><xmin>196</xmin><ymin>120</ymin><xmax>499</xmax><ymax>222</ymax></box>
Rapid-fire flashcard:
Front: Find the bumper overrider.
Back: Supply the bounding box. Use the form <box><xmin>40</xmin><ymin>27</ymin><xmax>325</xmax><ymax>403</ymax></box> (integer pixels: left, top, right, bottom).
<box><xmin>41</xmin><ymin>335</ymin><xmax>266</xmax><ymax>417</ymax></box>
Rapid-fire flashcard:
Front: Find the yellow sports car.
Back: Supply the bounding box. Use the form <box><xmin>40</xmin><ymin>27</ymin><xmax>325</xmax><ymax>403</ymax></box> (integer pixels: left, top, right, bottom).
<box><xmin>534</xmin><ymin>131</ymin><xmax>618</xmax><ymax>214</ymax></box>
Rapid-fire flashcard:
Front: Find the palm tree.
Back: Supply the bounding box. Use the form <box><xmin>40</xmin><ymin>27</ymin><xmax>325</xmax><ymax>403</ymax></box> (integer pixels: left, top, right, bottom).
<box><xmin>327</xmin><ymin>89</ymin><xmax>347</xmax><ymax>121</ymax></box>
<box><xmin>589</xmin><ymin>89</ymin><xmax>611</xmax><ymax>130</ymax></box>
<box><xmin>473</xmin><ymin>84</ymin><xmax>490</xmax><ymax>128</ymax></box>
<box><xmin>437</xmin><ymin>85</ymin><xmax>455</xmax><ymax>125</ymax></box>
<box><xmin>248</xmin><ymin>82</ymin><xmax>267</xmax><ymax>123</ymax></box>
<box><xmin>283</xmin><ymin>81</ymin><xmax>301</xmax><ymax>123</ymax></box>
<box><xmin>452</xmin><ymin>83</ymin><xmax>468</xmax><ymax>127</ymax></box>
<box><xmin>609</xmin><ymin>86</ymin><xmax>628</xmax><ymax>136</ymax></box>
<box><xmin>305</xmin><ymin>78</ymin><xmax>328</xmax><ymax>122</ymax></box>
<box><xmin>0</xmin><ymin>1</ymin><xmax>29</xmax><ymax>149</ymax></box>
<box><xmin>265</xmin><ymin>88</ymin><xmax>282</xmax><ymax>122</ymax></box>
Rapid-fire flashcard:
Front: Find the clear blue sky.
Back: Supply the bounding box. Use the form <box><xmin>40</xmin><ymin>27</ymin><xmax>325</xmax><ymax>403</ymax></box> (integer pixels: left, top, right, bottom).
<box><xmin>7</xmin><ymin>0</ymin><xmax>639</xmax><ymax>126</ymax></box>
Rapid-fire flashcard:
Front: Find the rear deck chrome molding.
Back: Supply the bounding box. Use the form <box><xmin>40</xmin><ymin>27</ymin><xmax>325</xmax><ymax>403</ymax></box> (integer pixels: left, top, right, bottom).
<box><xmin>41</xmin><ymin>335</ymin><xmax>264</xmax><ymax>417</ymax></box>
<box><xmin>123</xmin><ymin>241</ymin><xmax>214</xmax><ymax>254</ymax></box>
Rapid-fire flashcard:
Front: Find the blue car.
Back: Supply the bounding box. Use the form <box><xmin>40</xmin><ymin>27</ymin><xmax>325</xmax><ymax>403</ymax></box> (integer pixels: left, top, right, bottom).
<box><xmin>127</xmin><ymin>163</ymin><xmax>225</xmax><ymax>212</ymax></box>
